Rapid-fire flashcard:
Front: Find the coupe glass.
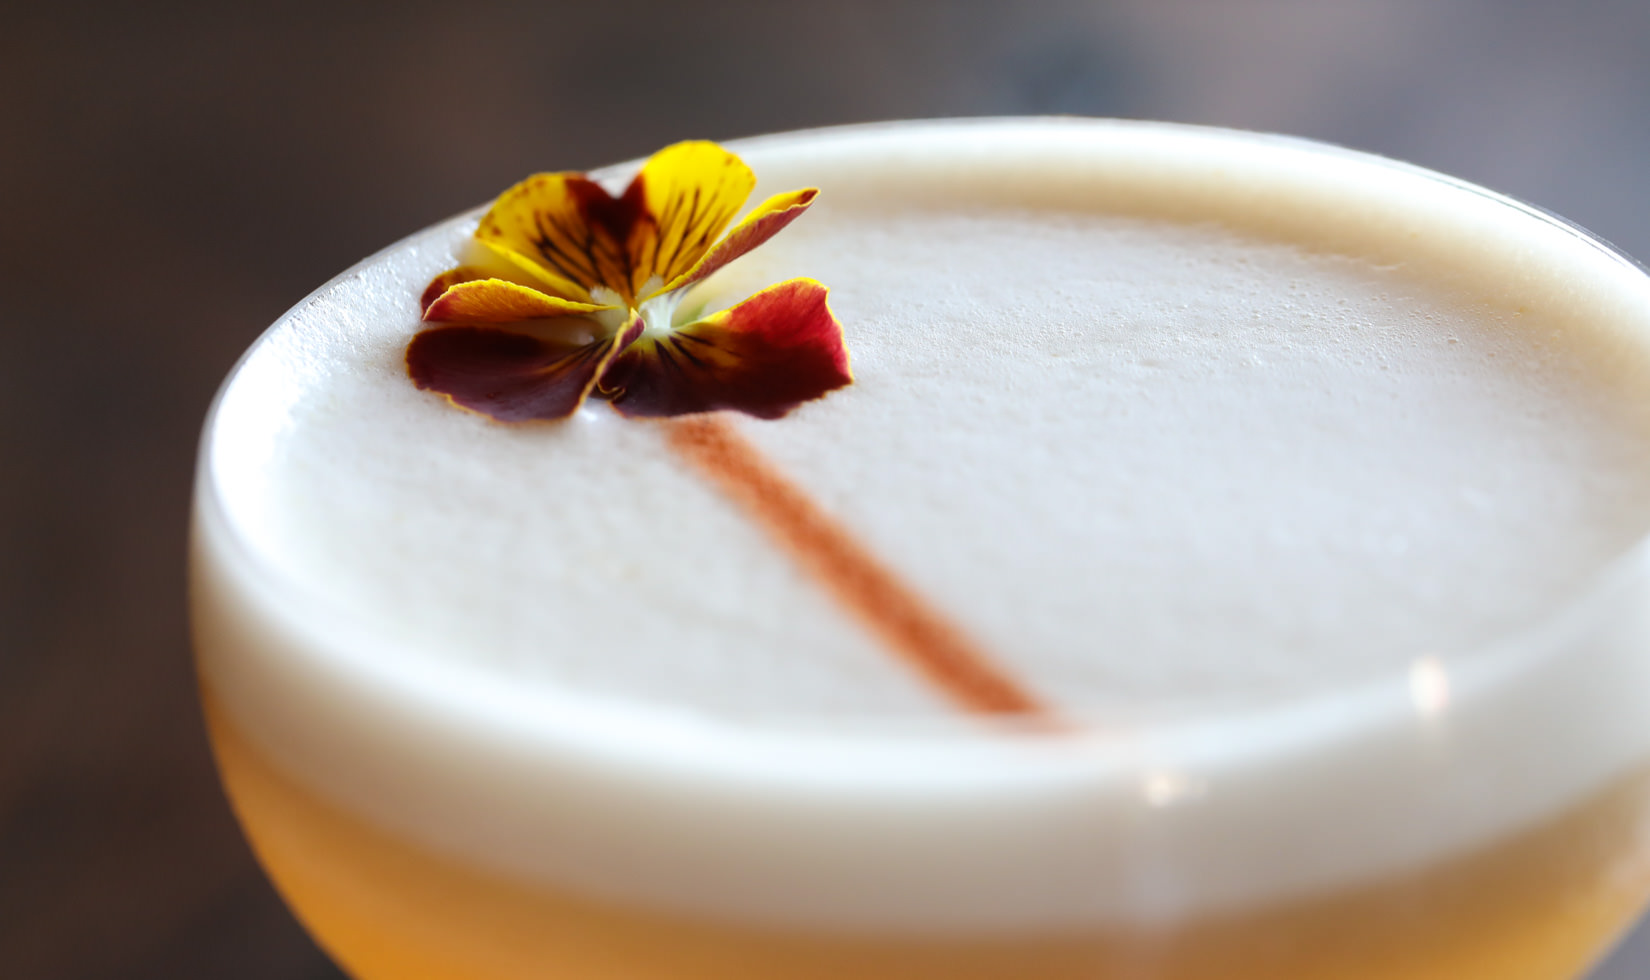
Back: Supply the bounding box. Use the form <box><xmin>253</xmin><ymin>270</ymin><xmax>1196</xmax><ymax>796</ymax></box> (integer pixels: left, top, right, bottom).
<box><xmin>191</xmin><ymin>119</ymin><xmax>1650</xmax><ymax>980</ymax></box>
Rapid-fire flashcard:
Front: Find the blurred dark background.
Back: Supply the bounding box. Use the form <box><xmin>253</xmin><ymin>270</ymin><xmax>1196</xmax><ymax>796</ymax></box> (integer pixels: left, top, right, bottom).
<box><xmin>5</xmin><ymin>1</ymin><xmax>1650</xmax><ymax>977</ymax></box>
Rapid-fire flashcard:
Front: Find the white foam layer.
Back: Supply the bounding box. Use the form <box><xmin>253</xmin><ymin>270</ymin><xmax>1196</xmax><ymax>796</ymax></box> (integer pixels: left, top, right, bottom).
<box><xmin>193</xmin><ymin>119</ymin><xmax>1650</xmax><ymax>931</ymax></box>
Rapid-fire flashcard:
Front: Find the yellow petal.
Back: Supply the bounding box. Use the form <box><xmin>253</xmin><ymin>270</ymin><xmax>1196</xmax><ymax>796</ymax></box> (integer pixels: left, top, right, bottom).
<box><xmin>423</xmin><ymin>278</ymin><xmax>609</xmax><ymax>323</ymax></box>
<box><xmin>656</xmin><ymin>188</ymin><xmax>818</xmax><ymax>297</ymax></box>
<box><xmin>630</xmin><ymin>141</ymin><xmax>755</xmax><ymax>295</ymax></box>
<box><xmin>474</xmin><ymin>173</ymin><xmax>637</xmax><ymax>303</ymax></box>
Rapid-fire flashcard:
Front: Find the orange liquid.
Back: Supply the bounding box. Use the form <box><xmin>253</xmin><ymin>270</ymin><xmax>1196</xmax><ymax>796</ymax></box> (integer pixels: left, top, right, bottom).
<box><xmin>204</xmin><ymin>694</ymin><xmax>1650</xmax><ymax>980</ymax></box>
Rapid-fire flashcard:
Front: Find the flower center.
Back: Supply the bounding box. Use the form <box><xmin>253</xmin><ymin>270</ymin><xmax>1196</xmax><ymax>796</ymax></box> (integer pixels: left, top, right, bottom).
<box><xmin>590</xmin><ymin>278</ymin><xmax>684</xmax><ymax>339</ymax></box>
<box><xmin>637</xmin><ymin>290</ymin><xmax>683</xmax><ymax>338</ymax></box>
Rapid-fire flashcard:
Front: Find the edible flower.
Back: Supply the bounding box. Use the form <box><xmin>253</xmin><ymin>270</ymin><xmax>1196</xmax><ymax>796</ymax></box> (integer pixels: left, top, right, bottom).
<box><xmin>407</xmin><ymin>141</ymin><xmax>851</xmax><ymax>421</ymax></box>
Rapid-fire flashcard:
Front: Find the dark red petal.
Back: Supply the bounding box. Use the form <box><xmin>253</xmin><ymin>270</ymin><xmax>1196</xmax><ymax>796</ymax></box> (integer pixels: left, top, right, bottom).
<box><xmin>603</xmin><ymin>278</ymin><xmax>851</xmax><ymax>420</ymax></box>
<box><xmin>407</xmin><ymin>316</ymin><xmax>643</xmax><ymax>423</ymax></box>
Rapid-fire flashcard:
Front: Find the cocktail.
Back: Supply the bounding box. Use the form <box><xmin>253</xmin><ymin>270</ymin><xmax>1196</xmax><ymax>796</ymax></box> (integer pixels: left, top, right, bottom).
<box><xmin>191</xmin><ymin>119</ymin><xmax>1650</xmax><ymax>978</ymax></box>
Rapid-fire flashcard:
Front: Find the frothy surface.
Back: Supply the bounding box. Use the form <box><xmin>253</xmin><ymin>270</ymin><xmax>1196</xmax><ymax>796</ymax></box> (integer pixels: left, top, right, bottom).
<box><xmin>220</xmin><ymin>131</ymin><xmax>1650</xmax><ymax>720</ymax></box>
<box><xmin>195</xmin><ymin>120</ymin><xmax>1650</xmax><ymax>929</ymax></box>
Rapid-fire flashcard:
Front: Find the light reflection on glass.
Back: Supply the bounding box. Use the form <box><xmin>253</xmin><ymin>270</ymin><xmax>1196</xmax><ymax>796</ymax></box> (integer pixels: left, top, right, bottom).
<box><xmin>1408</xmin><ymin>655</ymin><xmax>1452</xmax><ymax>720</ymax></box>
<box><xmin>1142</xmin><ymin>770</ymin><xmax>1209</xmax><ymax>808</ymax></box>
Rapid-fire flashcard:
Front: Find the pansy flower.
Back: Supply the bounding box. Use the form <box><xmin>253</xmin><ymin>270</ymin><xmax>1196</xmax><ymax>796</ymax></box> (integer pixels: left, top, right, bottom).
<box><xmin>407</xmin><ymin>141</ymin><xmax>852</xmax><ymax>421</ymax></box>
